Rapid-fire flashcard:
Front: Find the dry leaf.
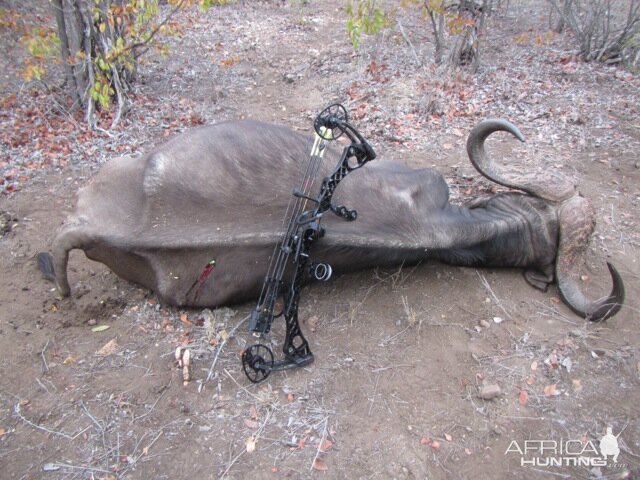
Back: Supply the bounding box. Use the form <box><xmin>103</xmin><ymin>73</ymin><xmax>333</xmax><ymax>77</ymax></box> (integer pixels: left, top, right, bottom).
<box><xmin>249</xmin><ymin>405</ymin><xmax>258</xmax><ymax>420</ymax></box>
<box><xmin>244</xmin><ymin>419</ymin><xmax>258</xmax><ymax>429</ymax></box>
<box><xmin>287</xmin><ymin>392</ymin><xmax>295</xmax><ymax>402</ymax></box>
<box><xmin>179</xmin><ymin>313</ymin><xmax>192</xmax><ymax>325</ymax></box>
<box><xmin>312</xmin><ymin>458</ymin><xmax>328</xmax><ymax>471</ymax></box>
<box><xmin>518</xmin><ymin>390</ymin><xmax>529</xmax><ymax>406</ymax></box>
<box><xmin>572</xmin><ymin>379</ymin><xmax>583</xmax><ymax>391</ymax></box>
<box><xmin>561</xmin><ymin>357</ymin><xmax>573</xmax><ymax>372</ymax></box>
<box><xmin>530</xmin><ymin>361</ymin><xmax>538</xmax><ymax>371</ymax></box>
<box><xmin>550</xmin><ymin>296</ymin><xmax>561</xmax><ymax>304</ymax></box>
<box><xmin>0</xmin><ymin>427</ymin><xmax>6</xmax><ymax>437</ymax></box>
<box><xmin>308</xmin><ymin>315</ymin><xmax>319</xmax><ymax>332</ymax></box>
<box><xmin>297</xmin><ymin>438</ymin><xmax>306</xmax><ymax>449</ymax></box>
<box><xmin>63</xmin><ymin>355</ymin><xmax>76</xmax><ymax>365</ymax></box>
<box><xmin>544</xmin><ymin>352</ymin><xmax>559</xmax><ymax>368</ymax></box>
<box><xmin>444</xmin><ymin>433</ymin><xmax>452</xmax><ymax>442</ymax></box>
<box><xmin>543</xmin><ymin>384</ymin><xmax>557</xmax><ymax>397</ymax></box>
<box><xmin>245</xmin><ymin>436</ymin><xmax>256</xmax><ymax>453</ymax></box>
<box><xmin>442</xmin><ymin>143</ymin><xmax>454</xmax><ymax>150</ymax></box>
<box><xmin>526</xmin><ymin>376</ymin><xmax>535</xmax><ymax>386</ymax></box>
<box><xmin>318</xmin><ymin>439</ymin><xmax>333</xmax><ymax>452</ymax></box>
<box><xmin>464</xmin><ymin>447</ymin><xmax>472</xmax><ymax>455</ymax></box>
<box><xmin>431</xmin><ymin>440</ymin><xmax>441</xmax><ymax>450</ymax></box>
<box><xmin>96</xmin><ymin>339</ymin><xmax>119</xmax><ymax>356</ymax></box>
<box><xmin>420</xmin><ymin>436</ymin><xmax>432</xmax><ymax>445</ymax></box>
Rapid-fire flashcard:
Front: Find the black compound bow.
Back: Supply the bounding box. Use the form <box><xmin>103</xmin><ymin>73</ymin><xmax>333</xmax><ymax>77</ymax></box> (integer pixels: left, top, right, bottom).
<box><xmin>241</xmin><ymin>103</ymin><xmax>376</xmax><ymax>383</ymax></box>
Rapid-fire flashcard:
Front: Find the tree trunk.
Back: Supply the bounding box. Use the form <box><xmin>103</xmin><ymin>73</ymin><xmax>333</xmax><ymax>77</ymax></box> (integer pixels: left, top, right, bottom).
<box><xmin>51</xmin><ymin>0</ymin><xmax>136</xmax><ymax>129</ymax></box>
<box><xmin>51</xmin><ymin>0</ymin><xmax>82</xmax><ymax>108</ymax></box>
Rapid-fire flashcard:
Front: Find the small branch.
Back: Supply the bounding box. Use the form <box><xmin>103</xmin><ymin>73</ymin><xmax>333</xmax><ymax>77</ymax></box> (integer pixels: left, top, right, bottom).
<box><xmin>40</xmin><ymin>340</ymin><xmax>50</xmax><ymax>375</ymax></box>
<box><xmin>397</xmin><ymin>20</ymin><xmax>422</xmax><ymax>66</ymax></box>
<box><xmin>14</xmin><ymin>402</ymin><xmax>89</xmax><ymax>440</ymax></box>
<box><xmin>370</xmin><ymin>364</ymin><xmax>416</xmax><ymax>373</ymax></box>
<box><xmin>80</xmin><ymin>401</ymin><xmax>103</xmax><ymax>432</ymax></box>
<box><xmin>477</xmin><ymin>271</ymin><xmax>512</xmax><ymax>320</ymax></box>
<box><xmin>42</xmin><ymin>462</ymin><xmax>113</xmax><ymax>475</ymax></box>
<box><xmin>310</xmin><ymin>416</ymin><xmax>329</xmax><ymax>471</ymax></box>
<box><xmin>133</xmin><ymin>386</ymin><xmax>168</xmax><ymax>422</ymax></box>
<box><xmin>220</xmin><ymin>407</ymin><xmax>272</xmax><ymax>479</ymax></box>
<box><xmin>128</xmin><ymin>429</ymin><xmax>164</xmax><ymax>465</ymax></box>
<box><xmin>223</xmin><ymin>369</ymin><xmax>263</xmax><ymax>403</ymax></box>
<box><xmin>200</xmin><ymin>314</ymin><xmax>250</xmax><ymax>393</ymax></box>
<box><xmin>378</xmin><ymin>325</ymin><xmax>412</xmax><ymax>347</ymax></box>
<box><xmin>129</xmin><ymin>0</ymin><xmax>187</xmax><ymax>60</ymax></box>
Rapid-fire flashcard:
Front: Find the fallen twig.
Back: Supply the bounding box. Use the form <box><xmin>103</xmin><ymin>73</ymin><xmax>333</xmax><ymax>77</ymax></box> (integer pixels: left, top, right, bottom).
<box><xmin>397</xmin><ymin>20</ymin><xmax>422</xmax><ymax>66</ymax></box>
<box><xmin>133</xmin><ymin>386</ymin><xmax>168</xmax><ymax>422</ymax></box>
<box><xmin>477</xmin><ymin>271</ymin><xmax>512</xmax><ymax>320</ymax></box>
<box><xmin>40</xmin><ymin>340</ymin><xmax>49</xmax><ymax>375</ymax></box>
<box><xmin>379</xmin><ymin>325</ymin><xmax>412</xmax><ymax>347</ymax></box>
<box><xmin>223</xmin><ymin>369</ymin><xmax>263</xmax><ymax>403</ymax></box>
<box><xmin>220</xmin><ymin>406</ymin><xmax>273</xmax><ymax>479</ymax></box>
<box><xmin>42</xmin><ymin>462</ymin><xmax>113</xmax><ymax>474</ymax></box>
<box><xmin>200</xmin><ymin>314</ymin><xmax>250</xmax><ymax>393</ymax></box>
<box><xmin>80</xmin><ymin>401</ymin><xmax>103</xmax><ymax>432</ymax></box>
<box><xmin>14</xmin><ymin>402</ymin><xmax>89</xmax><ymax>440</ymax></box>
<box><xmin>310</xmin><ymin>416</ymin><xmax>329</xmax><ymax>471</ymax></box>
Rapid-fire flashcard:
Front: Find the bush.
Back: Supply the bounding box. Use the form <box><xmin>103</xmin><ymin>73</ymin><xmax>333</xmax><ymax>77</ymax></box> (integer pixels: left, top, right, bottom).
<box><xmin>346</xmin><ymin>0</ymin><xmax>494</xmax><ymax>71</ymax></box>
<box><xmin>13</xmin><ymin>0</ymin><xmax>226</xmax><ymax>129</ymax></box>
<box><xmin>547</xmin><ymin>0</ymin><xmax>640</xmax><ymax>68</ymax></box>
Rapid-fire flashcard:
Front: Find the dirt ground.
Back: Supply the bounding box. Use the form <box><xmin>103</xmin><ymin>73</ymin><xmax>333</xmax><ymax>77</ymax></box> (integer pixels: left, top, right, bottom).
<box><xmin>1</xmin><ymin>1</ymin><xmax>639</xmax><ymax>479</ymax></box>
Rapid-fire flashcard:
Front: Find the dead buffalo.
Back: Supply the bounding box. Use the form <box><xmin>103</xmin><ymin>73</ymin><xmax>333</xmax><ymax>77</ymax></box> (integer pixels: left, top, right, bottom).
<box><xmin>39</xmin><ymin>118</ymin><xmax>624</xmax><ymax>322</ymax></box>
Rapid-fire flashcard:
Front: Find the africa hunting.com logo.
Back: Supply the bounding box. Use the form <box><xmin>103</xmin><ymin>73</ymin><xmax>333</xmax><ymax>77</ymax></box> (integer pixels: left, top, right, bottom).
<box><xmin>505</xmin><ymin>426</ymin><xmax>623</xmax><ymax>468</ymax></box>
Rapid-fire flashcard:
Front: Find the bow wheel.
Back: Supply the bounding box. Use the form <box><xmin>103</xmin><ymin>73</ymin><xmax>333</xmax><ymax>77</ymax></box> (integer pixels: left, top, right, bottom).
<box><xmin>242</xmin><ymin>344</ymin><xmax>274</xmax><ymax>383</ymax></box>
<box><xmin>314</xmin><ymin>103</ymin><xmax>348</xmax><ymax>140</ymax></box>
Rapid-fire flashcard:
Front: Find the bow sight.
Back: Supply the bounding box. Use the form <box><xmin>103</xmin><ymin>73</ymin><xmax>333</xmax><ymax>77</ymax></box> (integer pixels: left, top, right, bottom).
<box><xmin>241</xmin><ymin>103</ymin><xmax>376</xmax><ymax>383</ymax></box>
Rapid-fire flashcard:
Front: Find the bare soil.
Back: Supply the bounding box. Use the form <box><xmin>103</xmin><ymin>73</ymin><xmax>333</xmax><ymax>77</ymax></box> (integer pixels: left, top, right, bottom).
<box><xmin>1</xmin><ymin>1</ymin><xmax>639</xmax><ymax>479</ymax></box>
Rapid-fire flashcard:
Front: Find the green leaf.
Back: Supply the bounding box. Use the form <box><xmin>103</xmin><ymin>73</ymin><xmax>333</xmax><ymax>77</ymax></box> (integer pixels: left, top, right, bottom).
<box><xmin>91</xmin><ymin>325</ymin><xmax>111</xmax><ymax>332</ymax></box>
